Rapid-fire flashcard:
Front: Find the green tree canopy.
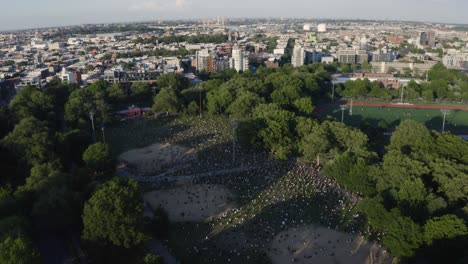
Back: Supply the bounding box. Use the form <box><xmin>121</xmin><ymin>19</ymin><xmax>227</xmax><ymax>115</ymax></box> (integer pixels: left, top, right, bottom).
<box><xmin>82</xmin><ymin>178</ymin><xmax>147</xmax><ymax>248</ymax></box>
<box><xmin>1</xmin><ymin>117</ymin><xmax>53</xmax><ymax>166</ymax></box>
<box><xmin>152</xmin><ymin>88</ymin><xmax>182</xmax><ymax>114</ymax></box>
<box><xmin>0</xmin><ymin>235</ymin><xmax>40</xmax><ymax>264</ymax></box>
<box><xmin>424</xmin><ymin>214</ymin><xmax>468</xmax><ymax>244</ymax></box>
<box><xmin>82</xmin><ymin>142</ymin><xmax>115</xmax><ymax>177</ymax></box>
<box><xmin>9</xmin><ymin>86</ymin><xmax>53</xmax><ymax>120</ymax></box>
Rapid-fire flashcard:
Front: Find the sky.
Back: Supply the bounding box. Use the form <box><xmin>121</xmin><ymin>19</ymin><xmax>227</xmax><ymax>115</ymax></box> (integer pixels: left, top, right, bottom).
<box><xmin>1</xmin><ymin>0</ymin><xmax>467</xmax><ymax>31</ymax></box>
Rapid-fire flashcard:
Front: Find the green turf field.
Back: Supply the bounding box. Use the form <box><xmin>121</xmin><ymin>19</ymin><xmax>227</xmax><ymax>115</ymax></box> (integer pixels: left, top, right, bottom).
<box><xmin>323</xmin><ymin>106</ymin><xmax>468</xmax><ymax>132</ymax></box>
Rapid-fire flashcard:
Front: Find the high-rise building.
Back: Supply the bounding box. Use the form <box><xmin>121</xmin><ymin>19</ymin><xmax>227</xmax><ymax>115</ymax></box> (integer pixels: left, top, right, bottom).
<box><xmin>317</xmin><ymin>23</ymin><xmax>327</xmax><ymax>33</ymax></box>
<box><xmin>231</xmin><ymin>45</ymin><xmax>247</xmax><ymax>72</ymax></box>
<box><xmin>337</xmin><ymin>49</ymin><xmax>368</xmax><ymax>64</ymax></box>
<box><xmin>305</xmin><ymin>48</ymin><xmax>322</xmax><ymax>64</ymax></box>
<box><xmin>60</xmin><ymin>68</ymin><xmax>75</xmax><ymax>84</ymax></box>
<box><xmin>359</xmin><ymin>36</ymin><xmax>368</xmax><ymax>50</ymax></box>
<box><xmin>195</xmin><ymin>49</ymin><xmax>211</xmax><ymax>73</ymax></box>
<box><xmin>213</xmin><ymin>57</ymin><xmax>230</xmax><ymax>72</ymax></box>
<box><xmin>419</xmin><ymin>32</ymin><xmax>436</xmax><ymax>47</ymax></box>
<box><xmin>337</xmin><ymin>49</ymin><xmax>357</xmax><ymax>64</ymax></box>
<box><xmin>291</xmin><ymin>43</ymin><xmax>305</xmax><ymax>67</ymax></box>
<box><xmin>371</xmin><ymin>50</ymin><xmax>398</xmax><ymax>62</ymax></box>
<box><xmin>356</xmin><ymin>50</ymin><xmax>369</xmax><ymax>64</ymax></box>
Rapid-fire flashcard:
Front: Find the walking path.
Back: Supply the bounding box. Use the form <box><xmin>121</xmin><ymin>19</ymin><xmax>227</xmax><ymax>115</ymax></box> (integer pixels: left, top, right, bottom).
<box><xmin>122</xmin><ymin>161</ymin><xmax>280</xmax><ymax>183</ymax></box>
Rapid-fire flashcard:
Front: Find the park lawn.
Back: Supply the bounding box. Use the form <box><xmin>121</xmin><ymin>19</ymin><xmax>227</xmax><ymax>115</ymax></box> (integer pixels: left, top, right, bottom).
<box><xmin>323</xmin><ymin>106</ymin><xmax>468</xmax><ymax>132</ymax></box>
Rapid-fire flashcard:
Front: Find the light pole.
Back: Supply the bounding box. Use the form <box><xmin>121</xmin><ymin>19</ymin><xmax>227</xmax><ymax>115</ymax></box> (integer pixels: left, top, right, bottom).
<box><xmin>349</xmin><ymin>99</ymin><xmax>353</xmax><ymax>116</ymax></box>
<box><xmin>89</xmin><ymin>111</ymin><xmax>95</xmax><ymax>141</ymax></box>
<box><xmin>441</xmin><ymin>109</ymin><xmax>450</xmax><ymax>132</ymax></box>
<box><xmin>400</xmin><ymin>85</ymin><xmax>405</xmax><ymax>104</ymax></box>
<box><xmin>199</xmin><ymin>86</ymin><xmax>202</xmax><ymax>119</ymax></box>
<box><xmin>340</xmin><ymin>105</ymin><xmax>347</xmax><ymax>123</ymax></box>
<box><xmin>230</xmin><ymin>120</ymin><xmax>238</xmax><ymax>166</ymax></box>
<box><xmin>331</xmin><ymin>82</ymin><xmax>335</xmax><ymax>103</ymax></box>
<box><xmin>101</xmin><ymin>125</ymin><xmax>106</xmax><ymax>144</ymax></box>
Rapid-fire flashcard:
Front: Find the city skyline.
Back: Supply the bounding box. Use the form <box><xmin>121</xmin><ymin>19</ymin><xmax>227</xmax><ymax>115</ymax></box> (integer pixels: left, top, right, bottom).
<box><xmin>1</xmin><ymin>0</ymin><xmax>468</xmax><ymax>31</ymax></box>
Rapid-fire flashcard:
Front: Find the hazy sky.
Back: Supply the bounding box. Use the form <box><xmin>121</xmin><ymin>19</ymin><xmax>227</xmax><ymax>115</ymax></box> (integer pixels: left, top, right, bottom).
<box><xmin>1</xmin><ymin>0</ymin><xmax>467</xmax><ymax>31</ymax></box>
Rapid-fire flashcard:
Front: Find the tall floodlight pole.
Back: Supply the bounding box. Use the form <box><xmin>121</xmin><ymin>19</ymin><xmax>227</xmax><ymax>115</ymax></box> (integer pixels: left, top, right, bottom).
<box><xmin>101</xmin><ymin>125</ymin><xmax>106</xmax><ymax>144</ymax></box>
<box><xmin>400</xmin><ymin>85</ymin><xmax>405</xmax><ymax>104</ymax></box>
<box><xmin>350</xmin><ymin>99</ymin><xmax>353</xmax><ymax>116</ymax></box>
<box><xmin>89</xmin><ymin>111</ymin><xmax>95</xmax><ymax>141</ymax></box>
<box><xmin>199</xmin><ymin>86</ymin><xmax>202</xmax><ymax>119</ymax></box>
<box><xmin>441</xmin><ymin>109</ymin><xmax>450</xmax><ymax>132</ymax></box>
<box><xmin>331</xmin><ymin>82</ymin><xmax>335</xmax><ymax>103</ymax></box>
<box><xmin>230</xmin><ymin>120</ymin><xmax>238</xmax><ymax>165</ymax></box>
<box><xmin>340</xmin><ymin>105</ymin><xmax>347</xmax><ymax>123</ymax></box>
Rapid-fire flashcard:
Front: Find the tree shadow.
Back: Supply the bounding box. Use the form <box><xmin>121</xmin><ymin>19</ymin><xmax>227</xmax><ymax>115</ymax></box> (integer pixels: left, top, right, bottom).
<box><xmin>406</xmin><ymin>235</ymin><xmax>468</xmax><ymax>264</ymax></box>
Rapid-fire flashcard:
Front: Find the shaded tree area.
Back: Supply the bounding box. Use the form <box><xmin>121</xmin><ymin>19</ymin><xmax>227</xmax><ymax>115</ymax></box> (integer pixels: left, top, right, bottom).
<box><xmin>356</xmin><ymin>120</ymin><xmax>468</xmax><ymax>261</ymax></box>
<box><xmin>0</xmin><ymin>78</ymin><xmax>167</xmax><ymax>263</ymax></box>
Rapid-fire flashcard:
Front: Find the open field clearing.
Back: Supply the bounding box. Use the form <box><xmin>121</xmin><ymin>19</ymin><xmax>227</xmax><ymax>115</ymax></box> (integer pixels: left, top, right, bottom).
<box><xmin>143</xmin><ymin>184</ymin><xmax>234</xmax><ymax>222</ymax></box>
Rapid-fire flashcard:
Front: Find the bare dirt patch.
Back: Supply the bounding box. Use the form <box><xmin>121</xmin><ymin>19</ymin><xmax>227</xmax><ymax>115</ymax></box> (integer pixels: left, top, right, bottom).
<box><xmin>268</xmin><ymin>225</ymin><xmax>391</xmax><ymax>264</ymax></box>
<box><xmin>118</xmin><ymin>143</ymin><xmax>196</xmax><ymax>175</ymax></box>
<box><xmin>143</xmin><ymin>184</ymin><xmax>234</xmax><ymax>222</ymax></box>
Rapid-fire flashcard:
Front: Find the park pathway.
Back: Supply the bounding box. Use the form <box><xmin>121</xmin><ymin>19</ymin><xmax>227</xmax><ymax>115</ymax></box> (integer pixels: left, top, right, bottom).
<box><xmin>121</xmin><ymin>161</ymin><xmax>280</xmax><ymax>183</ymax></box>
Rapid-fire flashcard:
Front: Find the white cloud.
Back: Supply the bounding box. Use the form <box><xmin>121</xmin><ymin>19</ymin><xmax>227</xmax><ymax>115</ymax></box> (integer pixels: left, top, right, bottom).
<box><xmin>130</xmin><ymin>0</ymin><xmax>191</xmax><ymax>12</ymax></box>
<box><xmin>175</xmin><ymin>0</ymin><xmax>190</xmax><ymax>9</ymax></box>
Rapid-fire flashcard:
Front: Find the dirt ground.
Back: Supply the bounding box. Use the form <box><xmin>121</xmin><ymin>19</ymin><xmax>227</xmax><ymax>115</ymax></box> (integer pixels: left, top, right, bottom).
<box><xmin>143</xmin><ymin>184</ymin><xmax>234</xmax><ymax>222</ymax></box>
<box><xmin>118</xmin><ymin>143</ymin><xmax>196</xmax><ymax>175</ymax></box>
<box><xmin>267</xmin><ymin>225</ymin><xmax>392</xmax><ymax>264</ymax></box>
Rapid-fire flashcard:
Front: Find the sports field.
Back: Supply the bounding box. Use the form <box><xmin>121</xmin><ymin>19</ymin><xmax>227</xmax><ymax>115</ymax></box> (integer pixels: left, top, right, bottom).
<box><xmin>322</xmin><ymin>104</ymin><xmax>468</xmax><ymax>133</ymax></box>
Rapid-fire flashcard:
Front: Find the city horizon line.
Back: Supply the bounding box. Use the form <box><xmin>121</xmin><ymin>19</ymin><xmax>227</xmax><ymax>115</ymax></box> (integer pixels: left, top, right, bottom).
<box><xmin>2</xmin><ymin>16</ymin><xmax>467</xmax><ymax>34</ymax></box>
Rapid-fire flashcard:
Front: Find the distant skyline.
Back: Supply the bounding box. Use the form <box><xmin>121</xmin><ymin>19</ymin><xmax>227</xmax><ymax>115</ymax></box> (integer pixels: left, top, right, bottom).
<box><xmin>1</xmin><ymin>0</ymin><xmax>468</xmax><ymax>31</ymax></box>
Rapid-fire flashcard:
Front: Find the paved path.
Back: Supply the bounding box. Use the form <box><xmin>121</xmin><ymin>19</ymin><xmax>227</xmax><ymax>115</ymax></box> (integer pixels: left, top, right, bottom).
<box><xmin>125</xmin><ymin>161</ymin><xmax>279</xmax><ymax>183</ymax></box>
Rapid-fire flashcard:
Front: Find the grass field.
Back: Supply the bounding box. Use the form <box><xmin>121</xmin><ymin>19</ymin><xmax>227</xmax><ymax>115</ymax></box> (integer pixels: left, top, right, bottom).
<box><xmin>322</xmin><ymin>106</ymin><xmax>468</xmax><ymax>132</ymax></box>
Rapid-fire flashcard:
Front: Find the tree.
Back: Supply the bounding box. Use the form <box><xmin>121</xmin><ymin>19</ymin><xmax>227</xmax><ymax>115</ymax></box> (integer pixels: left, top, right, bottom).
<box><xmin>0</xmin><ymin>235</ymin><xmax>40</xmax><ymax>264</ymax></box>
<box><xmin>156</xmin><ymin>73</ymin><xmax>189</xmax><ymax>92</ymax></box>
<box><xmin>227</xmin><ymin>90</ymin><xmax>264</xmax><ymax>119</ymax></box>
<box><xmin>253</xmin><ymin>104</ymin><xmax>296</xmax><ymax>160</ymax></box>
<box><xmin>108</xmin><ymin>83</ymin><xmax>127</xmax><ymax>102</ymax></box>
<box><xmin>152</xmin><ymin>88</ymin><xmax>182</xmax><ymax>114</ymax></box>
<box><xmin>388</xmin><ymin>119</ymin><xmax>433</xmax><ymax>157</ymax></box>
<box><xmin>293</xmin><ymin>97</ymin><xmax>314</xmax><ymax>115</ymax></box>
<box><xmin>9</xmin><ymin>86</ymin><xmax>53</xmax><ymax>120</ymax></box>
<box><xmin>206</xmin><ymin>86</ymin><xmax>234</xmax><ymax>115</ymax></box>
<box><xmin>130</xmin><ymin>82</ymin><xmax>151</xmax><ymax>101</ymax></box>
<box><xmin>1</xmin><ymin>117</ymin><xmax>53</xmax><ymax>166</ymax></box>
<box><xmin>424</xmin><ymin>215</ymin><xmax>468</xmax><ymax>244</ymax></box>
<box><xmin>361</xmin><ymin>61</ymin><xmax>372</xmax><ymax>72</ymax></box>
<box><xmin>65</xmin><ymin>87</ymin><xmax>111</xmax><ymax>128</ymax></box>
<box><xmin>143</xmin><ymin>254</ymin><xmax>163</xmax><ymax>264</ymax></box>
<box><xmin>82</xmin><ymin>142</ymin><xmax>115</xmax><ymax>177</ymax></box>
<box><xmin>32</xmin><ymin>185</ymin><xmax>81</xmax><ymax>231</ymax></box>
<box><xmin>324</xmin><ymin>153</ymin><xmax>375</xmax><ymax>196</ymax></box>
<box><xmin>422</xmin><ymin>90</ymin><xmax>434</xmax><ymax>102</ymax></box>
<box><xmin>82</xmin><ymin>178</ymin><xmax>147</xmax><ymax>248</ymax></box>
